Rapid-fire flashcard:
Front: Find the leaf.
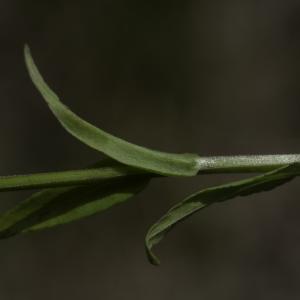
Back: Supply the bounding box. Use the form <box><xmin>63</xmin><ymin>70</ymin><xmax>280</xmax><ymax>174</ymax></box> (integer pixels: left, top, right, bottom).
<box><xmin>24</xmin><ymin>45</ymin><xmax>200</xmax><ymax>177</ymax></box>
<box><xmin>145</xmin><ymin>163</ymin><xmax>300</xmax><ymax>265</ymax></box>
<box><xmin>0</xmin><ymin>159</ymin><xmax>146</xmax><ymax>192</ymax></box>
<box><xmin>0</xmin><ymin>176</ymin><xmax>150</xmax><ymax>238</ymax></box>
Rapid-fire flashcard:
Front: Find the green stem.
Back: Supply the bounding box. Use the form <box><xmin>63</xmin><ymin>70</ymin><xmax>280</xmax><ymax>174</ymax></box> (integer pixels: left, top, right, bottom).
<box><xmin>1</xmin><ymin>154</ymin><xmax>300</xmax><ymax>192</ymax></box>
<box><xmin>197</xmin><ymin>154</ymin><xmax>300</xmax><ymax>173</ymax></box>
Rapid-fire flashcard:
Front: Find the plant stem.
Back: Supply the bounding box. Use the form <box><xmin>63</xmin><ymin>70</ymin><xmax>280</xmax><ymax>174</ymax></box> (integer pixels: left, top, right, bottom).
<box><xmin>197</xmin><ymin>154</ymin><xmax>300</xmax><ymax>174</ymax></box>
<box><xmin>1</xmin><ymin>154</ymin><xmax>300</xmax><ymax>192</ymax></box>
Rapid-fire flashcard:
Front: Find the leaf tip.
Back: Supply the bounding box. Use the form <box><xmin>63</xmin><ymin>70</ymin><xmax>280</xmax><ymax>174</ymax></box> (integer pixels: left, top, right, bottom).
<box><xmin>24</xmin><ymin>44</ymin><xmax>32</xmax><ymax>64</ymax></box>
<box><xmin>24</xmin><ymin>43</ymin><xmax>30</xmax><ymax>53</ymax></box>
<box><xmin>145</xmin><ymin>243</ymin><xmax>161</xmax><ymax>266</ymax></box>
<box><xmin>23</xmin><ymin>44</ymin><xmax>36</xmax><ymax>80</ymax></box>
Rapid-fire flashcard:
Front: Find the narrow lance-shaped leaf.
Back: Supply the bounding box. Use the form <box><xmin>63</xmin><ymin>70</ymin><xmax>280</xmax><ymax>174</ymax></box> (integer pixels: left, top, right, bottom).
<box><xmin>24</xmin><ymin>45</ymin><xmax>200</xmax><ymax>177</ymax></box>
<box><xmin>0</xmin><ymin>176</ymin><xmax>150</xmax><ymax>238</ymax></box>
<box><xmin>0</xmin><ymin>159</ymin><xmax>146</xmax><ymax>192</ymax></box>
<box><xmin>146</xmin><ymin>163</ymin><xmax>300</xmax><ymax>265</ymax></box>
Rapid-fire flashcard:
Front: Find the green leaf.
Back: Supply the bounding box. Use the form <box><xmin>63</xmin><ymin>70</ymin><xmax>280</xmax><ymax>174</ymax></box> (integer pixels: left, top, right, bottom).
<box><xmin>0</xmin><ymin>159</ymin><xmax>146</xmax><ymax>192</ymax></box>
<box><xmin>0</xmin><ymin>176</ymin><xmax>150</xmax><ymax>238</ymax></box>
<box><xmin>24</xmin><ymin>45</ymin><xmax>200</xmax><ymax>177</ymax></box>
<box><xmin>145</xmin><ymin>163</ymin><xmax>300</xmax><ymax>265</ymax></box>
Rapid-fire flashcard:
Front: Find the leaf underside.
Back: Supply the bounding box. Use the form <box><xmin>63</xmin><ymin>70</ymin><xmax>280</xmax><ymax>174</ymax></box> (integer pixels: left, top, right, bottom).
<box><xmin>146</xmin><ymin>163</ymin><xmax>300</xmax><ymax>265</ymax></box>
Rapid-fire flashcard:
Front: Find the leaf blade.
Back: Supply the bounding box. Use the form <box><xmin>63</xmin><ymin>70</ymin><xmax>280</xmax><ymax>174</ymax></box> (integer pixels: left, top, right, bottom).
<box><xmin>0</xmin><ymin>176</ymin><xmax>150</xmax><ymax>238</ymax></box>
<box><xmin>145</xmin><ymin>164</ymin><xmax>300</xmax><ymax>265</ymax></box>
<box><xmin>0</xmin><ymin>163</ymin><xmax>145</xmax><ymax>192</ymax></box>
<box><xmin>24</xmin><ymin>45</ymin><xmax>200</xmax><ymax>177</ymax></box>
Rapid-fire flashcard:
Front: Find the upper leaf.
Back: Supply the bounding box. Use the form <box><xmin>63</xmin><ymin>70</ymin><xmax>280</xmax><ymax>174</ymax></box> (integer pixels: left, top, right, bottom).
<box><xmin>145</xmin><ymin>163</ymin><xmax>300</xmax><ymax>265</ymax></box>
<box><xmin>24</xmin><ymin>45</ymin><xmax>200</xmax><ymax>177</ymax></box>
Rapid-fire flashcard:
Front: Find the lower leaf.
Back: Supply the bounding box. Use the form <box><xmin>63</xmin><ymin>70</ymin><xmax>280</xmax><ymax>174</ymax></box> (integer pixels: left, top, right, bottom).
<box><xmin>145</xmin><ymin>163</ymin><xmax>300</xmax><ymax>265</ymax></box>
<box><xmin>0</xmin><ymin>176</ymin><xmax>150</xmax><ymax>238</ymax></box>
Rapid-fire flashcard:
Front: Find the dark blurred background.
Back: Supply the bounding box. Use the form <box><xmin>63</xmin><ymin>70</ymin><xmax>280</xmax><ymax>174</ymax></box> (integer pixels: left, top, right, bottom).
<box><xmin>1</xmin><ymin>1</ymin><xmax>300</xmax><ymax>299</ymax></box>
